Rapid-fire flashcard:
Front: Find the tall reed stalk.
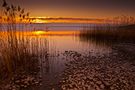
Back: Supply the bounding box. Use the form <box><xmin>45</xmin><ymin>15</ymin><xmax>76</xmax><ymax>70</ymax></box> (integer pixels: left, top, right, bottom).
<box><xmin>0</xmin><ymin>0</ymin><xmax>39</xmax><ymax>82</ymax></box>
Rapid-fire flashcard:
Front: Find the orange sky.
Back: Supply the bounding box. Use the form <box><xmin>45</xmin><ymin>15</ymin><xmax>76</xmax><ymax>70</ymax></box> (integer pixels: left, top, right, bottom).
<box><xmin>1</xmin><ymin>0</ymin><xmax>135</xmax><ymax>19</ymax></box>
<box><xmin>0</xmin><ymin>0</ymin><xmax>135</xmax><ymax>24</ymax></box>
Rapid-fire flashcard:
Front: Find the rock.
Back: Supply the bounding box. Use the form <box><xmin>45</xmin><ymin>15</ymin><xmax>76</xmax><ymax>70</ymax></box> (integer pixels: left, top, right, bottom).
<box><xmin>96</xmin><ymin>81</ymin><xmax>102</xmax><ymax>85</ymax></box>
<box><xmin>100</xmin><ymin>84</ymin><xmax>104</xmax><ymax>89</ymax></box>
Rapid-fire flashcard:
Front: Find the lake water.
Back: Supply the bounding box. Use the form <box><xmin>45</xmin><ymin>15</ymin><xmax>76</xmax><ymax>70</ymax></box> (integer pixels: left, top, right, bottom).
<box><xmin>25</xmin><ymin>30</ymin><xmax>134</xmax><ymax>90</ymax></box>
<box><xmin>22</xmin><ymin>31</ymin><xmax>112</xmax><ymax>89</ymax></box>
<box><xmin>1</xmin><ymin>23</ymin><xmax>108</xmax><ymax>31</ymax></box>
<box><xmin>0</xmin><ymin>24</ymin><xmax>135</xmax><ymax>90</ymax></box>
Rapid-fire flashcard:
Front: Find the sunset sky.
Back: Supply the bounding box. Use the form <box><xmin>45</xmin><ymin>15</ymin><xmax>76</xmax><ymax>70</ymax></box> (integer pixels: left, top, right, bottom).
<box><xmin>0</xmin><ymin>0</ymin><xmax>135</xmax><ymax>19</ymax></box>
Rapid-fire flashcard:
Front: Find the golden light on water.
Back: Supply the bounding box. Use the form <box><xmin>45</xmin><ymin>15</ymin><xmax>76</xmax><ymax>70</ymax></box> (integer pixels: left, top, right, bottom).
<box><xmin>31</xmin><ymin>30</ymin><xmax>79</xmax><ymax>36</ymax></box>
<box><xmin>32</xmin><ymin>31</ymin><xmax>47</xmax><ymax>35</ymax></box>
<box><xmin>0</xmin><ymin>31</ymin><xmax>80</xmax><ymax>37</ymax></box>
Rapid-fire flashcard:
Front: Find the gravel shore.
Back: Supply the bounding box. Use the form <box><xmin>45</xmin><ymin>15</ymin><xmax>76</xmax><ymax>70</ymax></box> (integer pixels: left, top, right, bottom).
<box><xmin>60</xmin><ymin>46</ymin><xmax>135</xmax><ymax>90</ymax></box>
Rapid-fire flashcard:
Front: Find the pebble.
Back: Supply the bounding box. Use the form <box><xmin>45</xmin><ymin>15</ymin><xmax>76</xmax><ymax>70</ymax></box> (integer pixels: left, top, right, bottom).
<box><xmin>60</xmin><ymin>50</ymin><xmax>135</xmax><ymax>90</ymax></box>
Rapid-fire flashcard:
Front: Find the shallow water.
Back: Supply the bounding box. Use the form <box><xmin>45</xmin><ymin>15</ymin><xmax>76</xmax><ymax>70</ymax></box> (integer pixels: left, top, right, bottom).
<box><xmin>0</xmin><ymin>30</ymin><xmax>135</xmax><ymax>90</ymax></box>
<box><xmin>23</xmin><ymin>31</ymin><xmax>112</xmax><ymax>89</ymax></box>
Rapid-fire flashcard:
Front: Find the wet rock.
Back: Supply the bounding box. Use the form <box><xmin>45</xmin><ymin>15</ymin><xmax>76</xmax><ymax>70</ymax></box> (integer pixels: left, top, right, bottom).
<box><xmin>60</xmin><ymin>50</ymin><xmax>135</xmax><ymax>90</ymax></box>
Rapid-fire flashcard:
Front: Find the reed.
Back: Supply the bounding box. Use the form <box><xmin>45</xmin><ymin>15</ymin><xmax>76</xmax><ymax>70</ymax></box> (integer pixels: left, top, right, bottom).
<box><xmin>0</xmin><ymin>0</ymin><xmax>39</xmax><ymax>83</ymax></box>
<box><xmin>80</xmin><ymin>24</ymin><xmax>135</xmax><ymax>45</ymax></box>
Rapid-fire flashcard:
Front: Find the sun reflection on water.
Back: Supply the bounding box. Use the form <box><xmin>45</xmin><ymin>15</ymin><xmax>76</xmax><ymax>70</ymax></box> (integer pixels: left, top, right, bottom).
<box><xmin>32</xmin><ymin>31</ymin><xmax>47</xmax><ymax>35</ymax></box>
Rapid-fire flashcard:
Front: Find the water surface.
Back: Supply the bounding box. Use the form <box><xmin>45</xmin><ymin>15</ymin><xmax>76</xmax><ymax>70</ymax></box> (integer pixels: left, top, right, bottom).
<box><xmin>0</xmin><ymin>30</ymin><xmax>134</xmax><ymax>90</ymax></box>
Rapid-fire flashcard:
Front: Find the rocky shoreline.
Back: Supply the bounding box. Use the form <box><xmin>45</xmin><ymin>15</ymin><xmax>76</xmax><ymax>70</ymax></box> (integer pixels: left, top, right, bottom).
<box><xmin>60</xmin><ymin>45</ymin><xmax>135</xmax><ymax>90</ymax></box>
<box><xmin>1</xmin><ymin>44</ymin><xmax>135</xmax><ymax>90</ymax></box>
